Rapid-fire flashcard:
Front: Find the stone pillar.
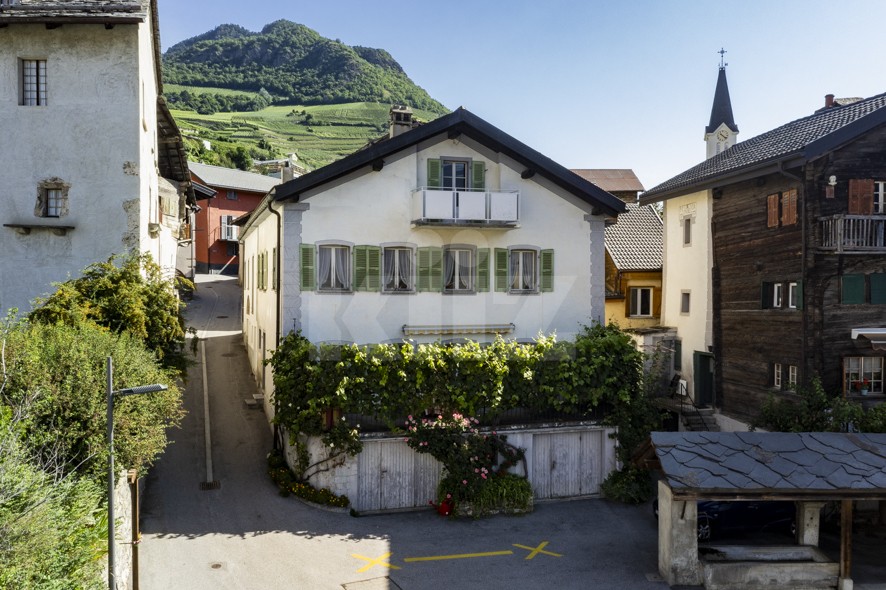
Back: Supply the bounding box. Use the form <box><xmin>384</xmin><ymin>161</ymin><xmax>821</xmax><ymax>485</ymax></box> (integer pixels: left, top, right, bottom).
<box><xmin>281</xmin><ymin>202</ymin><xmax>310</xmax><ymax>335</ymax></box>
<box><xmin>797</xmin><ymin>501</ymin><xmax>826</xmax><ymax>546</ymax></box>
<box><xmin>584</xmin><ymin>214</ymin><xmax>607</xmax><ymax>325</ymax></box>
<box><xmin>658</xmin><ymin>480</ymin><xmax>701</xmax><ymax>586</ymax></box>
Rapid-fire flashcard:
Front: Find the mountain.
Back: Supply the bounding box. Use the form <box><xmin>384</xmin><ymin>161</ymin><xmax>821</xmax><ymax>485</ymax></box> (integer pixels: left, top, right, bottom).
<box><xmin>162</xmin><ymin>20</ymin><xmax>447</xmax><ymax>113</ymax></box>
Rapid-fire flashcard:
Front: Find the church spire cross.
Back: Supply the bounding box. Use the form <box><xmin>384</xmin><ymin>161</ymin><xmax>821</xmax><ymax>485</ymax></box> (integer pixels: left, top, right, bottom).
<box><xmin>718</xmin><ymin>48</ymin><xmax>728</xmax><ymax>70</ymax></box>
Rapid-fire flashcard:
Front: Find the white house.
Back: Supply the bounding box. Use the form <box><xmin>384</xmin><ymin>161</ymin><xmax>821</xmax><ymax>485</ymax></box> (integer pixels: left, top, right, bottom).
<box><xmin>0</xmin><ymin>0</ymin><xmax>192</xmax><ymax>315</ymax></box>
<box><xmin>239</xmin><ymin>106</ymin><xmax>626</xmax><ymax>409</ymax></box>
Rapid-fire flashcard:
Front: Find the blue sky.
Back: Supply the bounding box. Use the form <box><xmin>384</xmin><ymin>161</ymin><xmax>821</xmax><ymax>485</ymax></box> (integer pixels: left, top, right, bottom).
<box><xmin>158</xmin><ymin>0</ymin><xmax>886</xmax><ymax>190</ymax></box>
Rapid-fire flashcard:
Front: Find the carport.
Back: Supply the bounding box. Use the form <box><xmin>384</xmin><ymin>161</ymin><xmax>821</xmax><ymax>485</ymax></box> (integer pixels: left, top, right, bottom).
<box><xmin>648</xmin><ymin>432</ymin><xmax>886</xmax><ymax>590</ymax></box>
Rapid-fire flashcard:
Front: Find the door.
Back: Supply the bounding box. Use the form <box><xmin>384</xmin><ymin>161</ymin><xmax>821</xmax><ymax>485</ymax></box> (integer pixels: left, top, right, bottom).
<box><xmin>693</xmin><ymin>351</ymin><xmax>715</xmax><ymax>407</ymax></box>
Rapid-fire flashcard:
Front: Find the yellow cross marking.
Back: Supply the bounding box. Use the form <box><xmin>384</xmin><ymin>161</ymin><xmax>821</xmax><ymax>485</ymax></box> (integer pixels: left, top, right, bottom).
<box><xmin>351</xmin><ymin>551</ymin><xmax>401</xmax><ymax>573</ymax></box>
<box><xmin>513</xmin><ymin>541</ymin><xmax>563</xmax><ymax>560</ymax></box>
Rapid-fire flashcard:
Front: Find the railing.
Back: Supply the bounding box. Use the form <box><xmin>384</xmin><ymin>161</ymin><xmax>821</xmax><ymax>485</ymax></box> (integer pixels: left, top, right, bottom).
<box><xmin>819</xmin><ymin>214</ymin><xmax>886</xmax><ymax>252</ymax></box>
<box><xmin>412</xmin><ymin>187</ymin><xmax>519</xmax><ymax>226</ymax></box>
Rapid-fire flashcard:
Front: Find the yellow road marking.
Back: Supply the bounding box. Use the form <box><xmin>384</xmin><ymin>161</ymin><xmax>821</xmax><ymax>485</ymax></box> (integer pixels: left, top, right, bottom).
<box><xmin>404</xmin><ymin>550</ymin><xmax>514</xmax><ymax>562</ymax></box>
<box><xmin>513</xmin><ymin>541</ymin><xmax>563</xmax><ymax>560</ymax></box>
<box><xmin>351</xmin><ymin>552</ymin><xmax>401</xmax><ymax>573</ymax></box>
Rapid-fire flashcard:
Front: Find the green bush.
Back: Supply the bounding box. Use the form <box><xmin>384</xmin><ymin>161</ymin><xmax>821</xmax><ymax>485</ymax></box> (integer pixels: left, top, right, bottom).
<box><xmin>601</xmin><ymin>465</ymin><xmax>654</xmax><ymax>504</ymax></box>
<box><xmin>754</xmin><ymin>378</ymin><xmax>863</xmax><ymax>432</ymax></box>
<box><xmin>266</xmin><ymin>451</ymin><xmax>349</xmax><ymax>508</ymax></box>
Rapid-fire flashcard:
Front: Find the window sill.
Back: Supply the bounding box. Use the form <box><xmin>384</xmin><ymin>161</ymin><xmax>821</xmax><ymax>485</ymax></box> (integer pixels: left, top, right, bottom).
<box><xmin>4</xmin><ymin>223</ymin><xmax>74</xmax><ymax>236</ymax></box>
<box><xmin>508</xmin><ymin>290</ymin><xmax>540</xmax><ymax>296</ymax></box>
<box><xmin>317</xmin><ymin>289</ymin><xmax>352</xmax><ymax>294</ymax></box>
<box><xmin>382</xmin><ymin>289</ymin><xmax>416</xmax><ymax>295</ymax></box>
<box><xmin>443</xmin><ymin>290</ymin><xmax>477</xmax><ymax>296</ymax></box>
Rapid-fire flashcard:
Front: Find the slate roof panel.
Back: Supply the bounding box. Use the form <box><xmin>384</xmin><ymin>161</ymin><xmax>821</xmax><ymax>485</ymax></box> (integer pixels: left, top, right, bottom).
<box><xmin>189</xmin><ymin>162</ymin><xmax>281</xmax><ymax>194</ymax></box>
<box><xmin>604</xmin><ymin>203</ymin><xmax>663</xmax><ymax>271</ymax></box>
<box><xmin>571</xmin><ymin>169</ymin><xmax>645</xmax><ymax>193</ymax></box>
<box><xmin>0</xmin><ymin>0</ymin><xmax>146</xmax><ymax>22</ymax></box>
<box><xmin>642</xmin><ymin>92</ymin><xmax>886</xmax><ymax>201</ymax></box>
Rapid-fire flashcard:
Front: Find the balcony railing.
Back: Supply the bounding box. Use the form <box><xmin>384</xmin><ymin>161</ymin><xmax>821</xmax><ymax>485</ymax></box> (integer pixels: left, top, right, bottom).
<box><xmin>819</xmin><ymin>215</ymin><xmax>886</xmax><ymax>253</ymax></box>
<box><xmin>412</xmin><ymin>187</ymin><xmax>519</xmax><ymax>227</ymax></box>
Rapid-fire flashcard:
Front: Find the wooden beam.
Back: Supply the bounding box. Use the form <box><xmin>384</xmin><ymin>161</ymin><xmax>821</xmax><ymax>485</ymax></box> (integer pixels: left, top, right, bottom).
<box><xmin>840</xmin><ymin>499</ymin><xmax>853</xmax><ymax>582</ymax></box>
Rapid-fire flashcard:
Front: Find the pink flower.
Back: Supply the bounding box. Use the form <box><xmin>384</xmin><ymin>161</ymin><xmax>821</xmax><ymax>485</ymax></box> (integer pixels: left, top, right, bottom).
<box><xmin>474</xmin><ymin>468</ymin><xmax>479</xmax><ymax>473</ymax></box>
<box><xmin>408</xmin><ymin>415</ymin><xmax>413</xmax><ymax>421</ymax></box>
<box><xmin>481</xmin><ymin>473</ymin><xmax>487</xmax><ymax>480</ymax></box>
<box><xmin>462</xmin><ymin>479</ymin><xmax>467</xmax><ymax>485</ymax></box>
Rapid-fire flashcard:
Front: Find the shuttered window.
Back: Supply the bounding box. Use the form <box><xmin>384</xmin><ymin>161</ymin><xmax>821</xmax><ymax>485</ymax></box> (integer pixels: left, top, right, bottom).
<box><xmin>781</xmin><ymin>188</ymin><xmax>798</xmax><ymax>226</ymax></box>
<box><xmin>476</xmin><ymin>248</ymin><xmax>490</xmax><ymax>292</ymax></box>
<box><xmin>427</xmin><ymin>159</ymin><xmax>442</xmax><ymax>188</ymax></box>
<box><xmin>471</xmin><ymin>161</ymin><xmax>486</xmax><ymax>191</ymax></box>
<box><xmin>767</xmin><ymin>194</ymin><xmax>780</xmax><ymax>228</ymax></box>
<box><xmin>427</xmin><ymin>158</ymin><xmax>485</xmax><ymax>190</ymax></box>
<box><xmin>494</xmin><ymin>248</ymin><xmax>509</xmax><ymax>292</ymax></box>
<box><xmin>871</xmin><ymin>273</ymin><xmax>886</xmax><ymax>305</ymax></box>
<box><xmin>300</xmin><ymin>244</ymin><xmax>315</xmax><ymax>291</ymax></box>
<box><xmin>354</xmin><ymin>245</ymin><xmax>381</xmax><ymax>291</ymax></box>
<box><xmin>788</xmin><ymin>281</ymin><xmax>802</xmax><ymax>310</ymax></box>
<box><xmin>848</xmin><ymin>179</ymin><xmax>874</xmax><ymax>215</ymax></box>
<box><xmin>416</xmin><ymin>246</ymin><xmax>443</xmax><ymax>292</ymax></box>
<box><xmin>540</xmin><ymin>249</ymin><xmax>554</xmax><ymax>292</ymax></box>
<box><xmin>841</xmin><ymin>274</ymin><xmax>865</xmax><ymax>304</ymax></box>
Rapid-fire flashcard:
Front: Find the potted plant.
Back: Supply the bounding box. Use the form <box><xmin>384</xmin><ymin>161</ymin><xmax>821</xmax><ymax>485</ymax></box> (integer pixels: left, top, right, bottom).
<box><xmin>854</xmin><ymin>379</ymin><xmax>870</xmax><ymax>395</ymax></box>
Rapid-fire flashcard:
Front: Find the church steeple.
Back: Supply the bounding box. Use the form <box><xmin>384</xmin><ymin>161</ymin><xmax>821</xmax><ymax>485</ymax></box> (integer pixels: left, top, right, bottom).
<box><xmin>705</xmin><ymin>49</ymin><xmax>738</xmax><ymax>158</ymax></box>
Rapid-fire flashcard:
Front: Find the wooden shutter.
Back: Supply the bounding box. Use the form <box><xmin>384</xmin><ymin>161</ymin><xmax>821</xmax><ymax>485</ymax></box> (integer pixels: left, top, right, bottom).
<box><xmin>870</xmin><ymin>273</ymin><xmax>886</xmax><ymax>305</ymax></box>
<box><xmin>653</xmin><ymin>286</ymin><xmax>663</xmax><ymax>318</ymax></box>
<box><xmin>841</xmin><ymin>274</ymin><xmax>865</xmax><ymax>304</ymax></box>
<box><xmin>300</xmin><ymin>244</ymin><xmax>315</xmax><ymax>291</ymax></box>
<box><xmin>427</xmin><ymin>159</ymin><xmax>442</xmax><ymax>188</ymax></box>
<box><xmin>476</xmin><ymin>248</ymin><xmax>490</xmax><ymax>292</ymax></box>
<box><xmin>781</xmin><ymin>189</ymin><xmax>798</xmax><ymax>225</ymax></box>
<box><xmin>471</xmin><ymin>161</ymin><xmax>486</xmax><ymax>190</ymax></box>
<box><xmin>540</xmin><ymin>249</ymin><xmax>554</xmax><ymax>292</ymax></box>
<box><xmin>494</xmin><ymin>248</ymin><xmax>509</xmax><ymax>292</ymax></box>
<box><xmin>794</xmin><ymin>280</ymin><xmax>803</xmax><ymax>310</ymax></box>
<box><xmin>417</xmin><ymin>247</ymin><xmax>442</xmax><ymax>292</ymax></box>
<box><xmin>848</xmin><ymin>179</ymin><xmax>874</xmax><ymax>215</ymax></box>
<box><xmin>767</xmin><ymin>194</ymin><xmax>780</xmax><ymax>228</ymax></box>
<box><xmin>353</xmin><ymin>246</ymin><xmax>380</xmax><ymax>292</ymax></box>
<box><xmin>272</xmin><ymin>247</ymin><xmax>277</xmax><ymax>291</ymax></box>
<box><xmin>761</xmin><ymin>281</ymin><xmax>772</xmax><ymax>309</ymax></box>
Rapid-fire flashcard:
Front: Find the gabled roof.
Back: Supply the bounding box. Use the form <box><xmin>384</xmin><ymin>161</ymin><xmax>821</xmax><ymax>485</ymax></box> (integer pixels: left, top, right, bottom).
<box><xmin>0</xmin><ymin>0</ymin><xmax>146</xmax><ymax>24</ymax></box>
<box><xmin>643</xmin><ymin>91</ymin><xmax>886</xmax><ymax>203</ymax></box>
<box><xmin>189</xmin><ymin>161</ymin><xmax>281</xmax><ymax>194</ymax></box>
<box><xmin>273</xmin><ymin>108</ymin><xmax>626</xmax><ymax>217</ymax></box>
<box><xmin>571</xmin><ymin>169</ymin><xmax>644</xmax><ymax>194</ymax></box>
<box><xmin>705</xmin><ymin>67</ymin><xmax>738</xmax><ymax>134</ymax></box>
<box><xmin>651</xmin><ymin>431</ymin><xmax>886</xmax><ymax>500</ymax></box>
<box><xmin>604</xmin><ymin>203</ymin><xmax>662</xmax><ymax>271</ymax></box>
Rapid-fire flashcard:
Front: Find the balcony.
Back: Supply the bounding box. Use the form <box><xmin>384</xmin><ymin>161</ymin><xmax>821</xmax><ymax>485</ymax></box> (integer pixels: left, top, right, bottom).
<box><xmin>819</xmin><ymin>215</ymin><xmax>886</xmax><ymax>253</ymax></box>
<box><xmin>412</xmin><ymin>188</ymin><xmax>519</xmax><ymax>227</ymax></box>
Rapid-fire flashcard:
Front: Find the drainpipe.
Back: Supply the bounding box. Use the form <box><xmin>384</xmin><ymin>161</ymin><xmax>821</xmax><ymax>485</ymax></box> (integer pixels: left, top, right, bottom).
<box><xmin>777</xmin><ymin>161</ymin><xmax>807</xmax><ymax>381</ymax></box>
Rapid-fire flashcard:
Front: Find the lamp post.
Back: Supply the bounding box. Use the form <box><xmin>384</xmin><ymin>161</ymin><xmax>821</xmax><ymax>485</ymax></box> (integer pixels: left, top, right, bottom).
<box><xmin>107</xmin><ymin>356</ymin><xmax>167</xmax><ymax>590</ymax></box>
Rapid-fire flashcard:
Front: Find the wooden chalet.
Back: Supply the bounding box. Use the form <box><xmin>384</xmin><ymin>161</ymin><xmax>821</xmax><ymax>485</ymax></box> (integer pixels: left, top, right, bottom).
<box><xmin>642</xmin><ymin>92</ymin><xmax>886</xmax><ymax>424</ymax></box>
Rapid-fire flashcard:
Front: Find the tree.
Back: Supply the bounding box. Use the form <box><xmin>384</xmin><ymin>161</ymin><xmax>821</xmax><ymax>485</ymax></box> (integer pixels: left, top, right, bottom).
<box><xmin>28</xmin><ymin>253</ymin><xmax>192</xmax><ymax>375</ymax></box>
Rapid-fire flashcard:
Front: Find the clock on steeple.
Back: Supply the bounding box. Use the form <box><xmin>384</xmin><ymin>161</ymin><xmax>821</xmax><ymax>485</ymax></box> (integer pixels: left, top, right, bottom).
<box><xmin>705</xmin><ymin>49</ymin><xmax>738</xmax><ymax>159</ymax></box>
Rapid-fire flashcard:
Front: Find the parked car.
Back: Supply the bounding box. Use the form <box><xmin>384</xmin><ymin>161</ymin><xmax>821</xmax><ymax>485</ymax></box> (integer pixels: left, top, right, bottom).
<box><xmin>653</xmin><ymin>499</ymin><xmax>796</xmax><ymax>541</ymax></box>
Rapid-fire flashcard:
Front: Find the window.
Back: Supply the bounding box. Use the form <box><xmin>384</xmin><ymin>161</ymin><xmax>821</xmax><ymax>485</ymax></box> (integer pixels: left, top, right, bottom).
<box><xmin>220</xmin><ymin>215</ymin><xmax>238</xmax><ymax>241</ymax></box>
<box><xmin>680</xmin><ymin>291</ymin><xmax>690</xmax><ymax>314</ymax></box>
<box><xmin>872</xmin><ymin>273</ymin><xmax>886</xmax><ymax>305</ymax></box>
<box><xmin>788</xmin><ymin>282</ymin><xmax>799</xmax><ymax>309</ymax></box>
<box><xmin>226</xmin><ymin>190</ymin><xmax>237</xmax><ymax>201</ymax></box>
<box><xmin>773</xmin><ymin>363</ymin><xmax>782</xmax><ymax>388</ymax></box>
<box><xmin>788</xmin><ymin>365</ymin><xmax>798</xmax><ymax>387</ymax></box>
<box><xmin>427</xmin><ymin>159</ymin><xmax>485</xmax><ymax>190</ymax></box>
<box><xmin>271</xmin><ymin>247</ymin><xmax>277</xmax><ymax>291</ymax></box>
<box><xmin>317</xmin><ymin>245</ymin><xmax>350</xmax><ymax>291</ymax></box>
<box><xmin>509</xmin><ymin>249</ymin><xmax>538</xmax><ymax>293</ymax></box>
<box><xmin>874</xmin><ymin>181</ymin><xmax>886</xmax><ymax>214</ymax></box>
<box><xmin>767</xmin><ymin>189</ymin><xmax>798</xmax><ymax>227</ymax></box>
<box><xmin>444</xmin><ymin>247</ymin><xmax>473</xmax><ymax>292</ymax></box>
<box><xmin>35</xmin><ymin>179</ymin><xmax>69</xmax><ymax>218</ymax></box>
<box><xmin>629</xmin><ymin>287</ymin><xmax>653</xmax><ymax>317</ymax></box>
<box><xmin>226</xmin><ymin>242</ymin><xmax>238</xmax><ymax>257</ymax></box>
<box><xmin>844</xmin><ymin>356</ymin><xmax>883</xmax><ymax>394</ymax></box>
<box><xmin>682</xmin><ymin>217</ymin><xmax>692</xmax><ymax>245</ymax></box>
<box><xmin>773</xmin><ymin>283</ymin><xmax>783</xmax><ymax>308</ymax></box>
<box><xmin>383</xmin><ymin>247</ymin><xmax>413</xmax><ymax>292</ymax></box>
<box><xmin>43</xmin><ymin>188</ymin><xmax>62</xmax><ymax>217</ymax></box>
<box><xmin>21</xmin><ymin>59</ymin><xmax>47</xmax><ymax>106</ymax></box>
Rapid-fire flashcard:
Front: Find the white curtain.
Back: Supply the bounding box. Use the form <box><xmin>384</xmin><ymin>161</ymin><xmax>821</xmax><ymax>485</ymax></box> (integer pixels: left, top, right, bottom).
<box><xmin>510</xmin><ymin>252</ymin><xmax>520</xmax><ymax>289</ymax></box>
<box><xmin>444</xmin><ymin>250</ymin><xmax>456</xmax><ymax>289</ymax></box>
<box><xmin>522</xmin><ymin>251</ymin><xmax>535</xmax><ymax>290</ymax></box>
<box><xmin>457</xmin><ymin>250</ymin><xmax>471</xmax><ymax>290</ymax></box>
<box><xmin>334</xmin><ymin>247</ymin><xmax>349</xmax><ymax>288</ymax></box>
<box><xmin>318</xmin><ymin>247</ymin><xmax>332</xmax><ymax>288</ymax></box>
<box><xmin>397</xmin><ymin>249</ymin><xmax>412</xmax><ymax>289</ymax></box>
<box><xmin>383</xmin><ymin>249</ymin><xmax>396</xmax><ymax>290</ymax></box>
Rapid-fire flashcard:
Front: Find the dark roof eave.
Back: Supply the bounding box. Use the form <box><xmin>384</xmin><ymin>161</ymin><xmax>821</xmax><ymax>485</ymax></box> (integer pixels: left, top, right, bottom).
<box><xmin>274</xmin><ymin>109</ymin><xmax>626</xmax><ymax>217</ymax></box>
<box><xmin>639</xmin><ymin>153</ymin><xmax>806</xmax><ymax>205</ymax></box>
<box><xmin>804</xmin><ymin>101</ymin><xmax>886</xmax><ymax>161</ymax></box>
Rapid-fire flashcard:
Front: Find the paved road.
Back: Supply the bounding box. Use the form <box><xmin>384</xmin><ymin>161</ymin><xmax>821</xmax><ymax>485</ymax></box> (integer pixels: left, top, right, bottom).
<box><xmin>139</xmin><ymin>274</ymin><xmax>886</xmax><ymax>590</ymax></box>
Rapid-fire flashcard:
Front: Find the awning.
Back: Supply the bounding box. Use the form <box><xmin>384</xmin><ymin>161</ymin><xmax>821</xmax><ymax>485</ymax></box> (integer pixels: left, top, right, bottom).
<box><xmin>851</xmin><ymin>328</ymin><xmax>886</xmax><ymax>350</ymax></box>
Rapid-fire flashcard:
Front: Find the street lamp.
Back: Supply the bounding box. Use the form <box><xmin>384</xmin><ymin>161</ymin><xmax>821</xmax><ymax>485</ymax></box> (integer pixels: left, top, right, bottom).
<box><xmin>107</xmin><ymin>356</ymin><xmax>167</xmax><ymax>590</ymax></box>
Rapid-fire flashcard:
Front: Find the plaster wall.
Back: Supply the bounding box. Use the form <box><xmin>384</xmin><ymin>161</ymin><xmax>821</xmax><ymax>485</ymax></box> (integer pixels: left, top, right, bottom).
<box><xmin>0</xmin><ymin>22</ymin><xmax>153</xmax><ymax>314</ymax></box>
<box><xmin>290</xmin><ymin>139</ymin><xmax>605</xmax><ymax>344</ymax></box>
<box><xmin>661</xmin><ymin>190</ymin><xmax>713</xmax><ymax>398</ymax></box>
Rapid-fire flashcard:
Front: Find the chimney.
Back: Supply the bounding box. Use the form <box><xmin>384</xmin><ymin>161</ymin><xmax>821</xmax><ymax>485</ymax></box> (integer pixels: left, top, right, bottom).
<box><xmin>389</xmin><ymin>105</ymin><xmax>413</xmax><ymax>138</ymax></box>
<box><xmin>825</xmin><ymin>94</ymin><xmax>835</xmax><ymax>109</ymax></box>
<box><xmin>281</xmin><ymin>161</ymin><xmax>294</xmax><ymax>183</ymax></box>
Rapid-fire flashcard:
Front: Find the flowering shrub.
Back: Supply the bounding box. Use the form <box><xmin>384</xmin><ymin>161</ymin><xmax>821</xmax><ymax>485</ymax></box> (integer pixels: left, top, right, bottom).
<box><xmin>404</xmin><ymin>413</ymin><xmax>527</xmax><ymax>513</ymax></box>
<box><xmin>267</xmin><ymin>450</ymin><xmax>350</xmax><ymax>508</ymax></box>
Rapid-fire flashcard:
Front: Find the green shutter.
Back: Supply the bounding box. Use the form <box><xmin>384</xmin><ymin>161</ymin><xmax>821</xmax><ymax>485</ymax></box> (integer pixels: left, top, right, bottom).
<box><xmin>540</xmin><ymin>249</ymin><xmax>554</xmax><ymax>292</ymax></box>
<box><xmin>366</xmin><ymin>246</ymin><xmax>381</xmax><ymax>291</ymax></box>
<box><xmin>494</xmin><ymin>248</ymin><xmax>509</xmax><ymax>292</ymax></box>
<box><xmin>476</xmin><ymin>248</ymin><xmax>490</xmax><ymax>292</ymax></box>
<box><xmin>471</xmin><ymin>161</ymin><xmax>486</xmax><ymax>190</ymax></box>
<box><xmin>300</xmin><ymin>244</ymin><xmax>315</xmax><ymax>291</ymax></box>
<box><xmin>354</xmin><ymin>246</ymin><xmax>367</xmax><ymax>291</ymax></box>
<box><xmin>761</xmin><ymin>282</ymin><xmax>771</xmax><ymax>309</ymax></box>
<box><xmin>842</xmin><ymin>274</ymin><xmax>865</xmax><ymax>304</ymax></box>
<box><xmin>417</xmin><ymin>247</ymin><xmax>443</xmax><ymax>292</ymax></box>
<box><xmin>795</xmin><ymin>280</ymin><xmax>803</xmax><ymax>310</ymax></box>
<box><xmin>427</xmin><ymin>159</ymin><xmax>441</xmax><ymax>188</ymax></box>
<box><xmin>871</xmin><ymin>273</ymin><xmax>886</xmax><ymax>304</ymax></box>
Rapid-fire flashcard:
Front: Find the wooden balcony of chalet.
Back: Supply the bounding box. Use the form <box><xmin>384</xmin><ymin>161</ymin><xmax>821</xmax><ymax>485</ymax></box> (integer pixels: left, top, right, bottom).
<box><xmin>818</xmin><ymin>214</ymin><xmax>886</xmax><ymax>253</ymax></box>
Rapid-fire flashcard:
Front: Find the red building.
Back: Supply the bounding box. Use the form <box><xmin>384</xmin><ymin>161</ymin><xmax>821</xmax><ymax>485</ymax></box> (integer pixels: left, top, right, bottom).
<box><xmin>188</xmin><ymin>162</ymin><xmax>281</xmax><ymax>275</ymax></box>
